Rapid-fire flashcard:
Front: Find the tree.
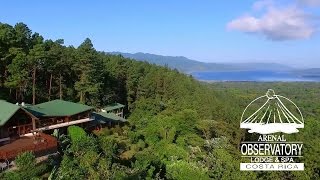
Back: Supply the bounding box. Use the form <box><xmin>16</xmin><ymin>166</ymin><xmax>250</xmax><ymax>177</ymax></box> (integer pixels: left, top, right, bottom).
<box><xmin>13</xmin><ymin>22</ymin><xmax>32</xmax><ymax>52</ymax></box>
<box><xmin>166</xmin><ymin>160</ymin><xmax>209</xmax><ymax>180</ymax></box>
<box><xmin>74</xmin><ymin>38</ymin><xmax>102</xmax><ymax>105</ymax></box>
<box><xmin>4</xmin><ymin>49</ymin><xmax>29</xmax><ymax>101</ymax></box>
<box><xmin>0</xmin><ymin>23</ymin><xmax>16</xmax><ymax>87</ymax></box>
<box><xmin>57</xmin><ymin>155</ymin><xmax>85</xmax><ymax>179</ymax></box>
<box><xmin>28</xmin><ymin>42</ymin><xmax>45</xmax><ymax>104</ymax></box>
<box><xmin>45</xmin><ymin>39</ymin><xmax>66</xmax><ymax>100</ymax></box>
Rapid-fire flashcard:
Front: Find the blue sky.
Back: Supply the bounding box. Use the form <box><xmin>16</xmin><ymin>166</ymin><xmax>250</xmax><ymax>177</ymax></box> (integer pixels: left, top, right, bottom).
<box><xmin>1</xmin><ymin>0</ymin><xmax>320</xmax><ymax>67</ymax></box>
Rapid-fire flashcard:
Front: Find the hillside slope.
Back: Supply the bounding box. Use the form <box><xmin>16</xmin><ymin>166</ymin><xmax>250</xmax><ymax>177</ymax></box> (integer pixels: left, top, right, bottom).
<box><xmin>110</xmin><ymin>52</ymin><xmax>293</xmax><ymax>73</ymax></box>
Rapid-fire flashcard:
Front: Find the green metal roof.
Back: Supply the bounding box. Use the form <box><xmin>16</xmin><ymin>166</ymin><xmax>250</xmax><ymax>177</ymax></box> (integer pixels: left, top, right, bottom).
<box><xmin>93</xmin><ymin>112</ymin><xmax>127</xmax><ymax>122</ymax></box>
<box><xmin>103</xmin><ymin>103</ymin><xmax>125</xmax><ymax>111</ymax></box>
<box><xmin>0</xmin><ymin>100</ymin><xmax>20</xmax><ymax>126</ymax></box>
<box><xmin>25</xmin><ymin>100</ymin><xmax>94</xmax><ymax>117</ymax></box>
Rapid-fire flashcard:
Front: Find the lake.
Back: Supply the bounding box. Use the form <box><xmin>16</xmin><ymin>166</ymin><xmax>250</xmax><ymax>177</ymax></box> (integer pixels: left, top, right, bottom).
<box><xmin>191</xmin><ymin>70</ymin><xmax>320</xmax><ymax>82</ymax></box>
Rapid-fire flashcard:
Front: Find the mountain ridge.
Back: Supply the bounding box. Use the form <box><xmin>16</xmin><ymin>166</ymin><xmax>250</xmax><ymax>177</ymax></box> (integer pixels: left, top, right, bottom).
<box><xmin>109</xmin><ymin>52</ymin><xmax>293</xmax><ymax>73</ymax></box>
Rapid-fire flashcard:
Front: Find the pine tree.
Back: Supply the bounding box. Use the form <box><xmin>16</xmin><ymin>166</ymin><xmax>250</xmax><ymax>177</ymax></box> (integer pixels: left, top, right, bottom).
<box><xmin>74</xmin><ymin>38</ymin><xmax>102</xmax><ymax>105</ymax></box>
<box><xmin>28</xmin><ymin>43</ymin><xmax>46</xmax><ymax>104</ymax></box>
<box><xmin>0</xmin><ymin>23</ymin><xmax>17</xmax><ymax>87</ymax></box>
<box><xmin>4</xmin><ymin>49</ymin><xmax>29</xmax><ymax>101</ymax></box>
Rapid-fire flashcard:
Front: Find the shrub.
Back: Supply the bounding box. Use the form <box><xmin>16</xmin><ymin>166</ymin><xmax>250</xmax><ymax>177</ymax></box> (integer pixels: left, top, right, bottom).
<box><xmin>15</xmin><ymin>151</ymin><xmax>36</xmax><ymax>171</ymax></box>
<box><xmin>67</xmin><ymin>126</ymin><xmax>86</xmax><ymax>142</ymax></box>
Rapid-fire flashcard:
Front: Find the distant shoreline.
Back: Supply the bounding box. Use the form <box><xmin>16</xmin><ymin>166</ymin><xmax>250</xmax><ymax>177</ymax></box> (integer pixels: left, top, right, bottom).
<box><xmin>191</xmin><ymin>70</ymin><xmax>320</xmax><ymax>83</ymax></box>
<box><xmin>198</xmin><ymin>80</ymin><xmax>320</xmax><ymax>83</ymax></box>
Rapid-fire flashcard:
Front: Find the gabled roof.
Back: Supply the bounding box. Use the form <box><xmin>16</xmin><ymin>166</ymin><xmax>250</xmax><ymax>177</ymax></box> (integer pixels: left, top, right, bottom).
<box><xmin>25</xmin><ymin>100</ymin><xmax>94</xmax><ymax>117</ymax></box>
<box><xmin>0</xmin><ymin>100</ymin><xmax>21</xmax><ymax>126</ymax></box>
<box><xmin>92</xmin><ymin>112</ymin><xmax>127</xmax><ymax>122</ymax></box>
<box><xmin>0</xmin><ymin>100</ymin><xmax>37</xmax><ymax>126</ymax></box>
<box><xmin>103</xmin><ymin>103</ymin><xmax>125</xmax><ymax>111</ymax></box>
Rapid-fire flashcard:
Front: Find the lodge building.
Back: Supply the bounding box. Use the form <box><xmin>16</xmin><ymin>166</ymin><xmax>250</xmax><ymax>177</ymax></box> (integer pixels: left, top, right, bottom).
<box><xmin>0</xmin><ymin>99</ymin><xmax>127</xmax><ymax>163</ymax></box>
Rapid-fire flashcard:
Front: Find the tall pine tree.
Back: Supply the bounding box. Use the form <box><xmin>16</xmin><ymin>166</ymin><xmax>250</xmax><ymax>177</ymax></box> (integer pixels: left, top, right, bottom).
<box><xmin>74</xmin><ymin>38</ymin><xmax>102</xmax><ymax>105</ymax></box>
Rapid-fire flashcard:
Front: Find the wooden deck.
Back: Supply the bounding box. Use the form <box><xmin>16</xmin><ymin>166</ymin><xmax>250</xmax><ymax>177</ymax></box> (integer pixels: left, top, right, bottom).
<box><xmin>0</xmin><ymin>133</ymin><xmax>57</xmax><ymax>160</ymax></box>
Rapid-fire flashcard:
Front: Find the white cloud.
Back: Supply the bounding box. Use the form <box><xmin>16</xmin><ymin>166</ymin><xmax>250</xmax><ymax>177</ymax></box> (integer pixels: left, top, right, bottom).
<box><xmin>227</xmin><ymin>1</ymin><xmax>318</xmax><ymax>41</ymax></box>
<box><xmin>298</xmin><ymin>0</ymin><xmax>320</xmax><ymax>7</ymax></box>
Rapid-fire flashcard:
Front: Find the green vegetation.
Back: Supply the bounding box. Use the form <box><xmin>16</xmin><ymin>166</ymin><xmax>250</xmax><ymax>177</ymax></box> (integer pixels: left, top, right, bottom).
<box><xmin>0</xmin><ymin>152</ymin><xmax>49</xmax><ymax>180</ymax></box>
<box><xmin>0</xmin><ymin>22</ymin><xmax>319</xmax><ymax>179</ymax></box>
